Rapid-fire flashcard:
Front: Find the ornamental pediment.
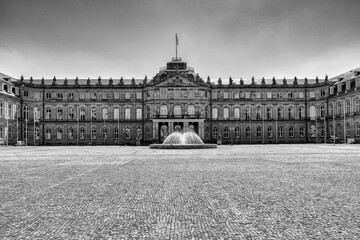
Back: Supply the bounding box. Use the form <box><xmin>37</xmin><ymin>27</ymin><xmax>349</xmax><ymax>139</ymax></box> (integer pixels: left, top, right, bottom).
<box><xmin>156</xmin><ymin>75</ymin><xmax>199</xmax><ymax>87</ymax></box>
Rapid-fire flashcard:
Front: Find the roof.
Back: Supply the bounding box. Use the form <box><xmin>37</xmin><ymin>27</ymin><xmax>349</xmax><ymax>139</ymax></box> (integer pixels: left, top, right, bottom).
<box><xmin>22</xmin><ymin>78</ymin><xmax>144</xmax><ymax>86</ymax></box>
<box><xmin>209</xmin><ymin>77</ymin><xmax>324</xmax><ymax>86</ymax></box>
<box><xmin>330</xmin><ymin>67</ymin><xmax>360</xmax><ymax>85</ymax></box>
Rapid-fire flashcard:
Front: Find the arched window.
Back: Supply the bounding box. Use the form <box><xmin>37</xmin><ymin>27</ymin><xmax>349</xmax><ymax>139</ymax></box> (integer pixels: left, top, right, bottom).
<box><xmin>80</xmin><ymin>127</ymin><xmax>85</xmax><ymax>139</ymax></box>
<box><xmin>91</xmin><ymin>127</ymin><xmax>96</xmax><ymax>139</ymax></box>
<box><xmin>102</xmin><ymin>127</ymin><xmax>108</xmax><ymax>139</ymax></box>
<box><xmin>33</xmin><ymin>106</ymin><xmax>40</xmax><ymax>121</ymax></box>
<box><xmin>266</xmin><ymin>107</ymin><xmax>272</xmax><ymax>120</ymax></box>
<box><xmin>46</xmin><ymin>128</ymin><xmax>51</xmax><ymax>140</ymax></box>
<box><xmin>245</xmin><ymin>126</ymin><xmax>251</xmax><ymax>138</ymax></box>
<box><xmin>235</xmin><ymin>126</ymin><xmax>240</xmax><ymax>138</ymax></box>
<box><xmin>45</xmin><ymin>108</ymin><xmax>51</xmax><ymax>120</ymax></box>
<box><xmin>102</xmin><ymin>108</ymin><xmax>108</xmax><ymax>120</ymax></box>
<box><xmin>57</xmin><ymin>128</ymin><xmax>62</xmax><ymax>140</ymax></box>
<box><xmin>288</xmin><ymin>106</ymin><xmax>294</xmax><ymax>119</ymax></box>
<box><xmin>321</xmin><ymin>125</ymin><xmax>325</xmax><ymax>137</ymax></box>
<box><xmin>245</xmin><ymin>107</ymin><xmax>251</xmax><ymax>120</ymax></box>
<box><xmin>212</xmin><ymin>108</ymin><xmax>218</xmax><ymax>119</ymax></box>
<box><xmin>68</xmin><ymin>128</ymin><xmax>74</xmax><ymax>139</ymax></box>
<box><xmin>356</xmin><ymin>123</ymin><xmax>360</xmax><ymax>136</ymax></box>
<box><xmin>336</xmin><ymin>124</ymin><xmax>341</xmax><ymax>137</ymax></box>
<box><xmin>57</xmin><ymin>108</ymin><xmax>63</xmax><ymax>120</ymax></box>
<box><xmin>114</xmin><ymin>127</ymin><xmax>119</xmax><ymax>139</ymax></box>
<box><xmin>337</xmin><ymin>102</ymin><xmax>342</xmax><ymax>115</ymax></box>
<box><xmin>256</xmin><ymin>126</ymin><xmax>262</xmax><ymax>138</ymax></box>
<box><xmin>136</xmin><ymin>108</ymin><xmax>142</xmax><ymax>120</ymax></box>
<box><xmin>277</xmin><ymin>106</ymin><xmax>283</xmax><ymax>119</ymax></box>
<box><xmin>125</xmin><ymin>128</ymin><xmax>131</xmax><ymax>139</ymax></box>
<box><xmin>278</xmin><ymin>126</ymin><xmax>283</xmax><ymax>137</ymax></box>
<box><xmin>256</xmin><ymin>106</ymin><xmax>261</xmax><ymax>120</ymax></box>
<box><xmin>187</xmin><ymin>105</ymin><xmax>195</xmax><ymax>116</ymax></box>
<box><xmin>160</xmin><ymin>105</ymin><xmax>168</xmax><ymax>116</ymax></box>
<box><xmin>346</xmin><ymin>101</ymin><xmax>351</xmax><ymax>115</ymax></box>
<box><xmin>146</xmin><ymin>106</ymin><xmax>151</xmax><ymax>119</ymax></box>
<box><xmin>224</xmin><ymin>127</ymin><xmax>229</xmax><ymax>138</ymax></box>
<box><xmin>299</xmin><ymin>107</ymin><xmax>305</xmax><ymax>119</ymax></box>
<box><xmin>309</xmin><ymin>106</ymin><xmax>316</xmax><ymax>119</ymax></box>
<box><xmin>355</xmin><ymin>99</ymin><xmax>360</xmax><ymax>113</ymax></box>
<box><xmin>329</xmin><ymin>103</ymin><xmax>334</xmax><ymax>116</ymax></box>
<box><xmin>91</xmin><ymin>107</ymin><xmax>97</xmax><ymax>120</ymax></box>
<box><xmin>114</xmin><ymin>108</ymin><xmax>119</xmax><ymax>120</ymax></box>
<box><xmin>234</xmin><ymin>107</ymin><xmax>240</xmax><ymax>119</ymax></box>
<box><xmin>80</xmin><ymin>108</ymin><xmax>85</xmax><ymax>121</ymax></box>
<box><xmin>300</xmin><ymin>126</ymin><xmax>305</xmax><ymax>137</ymax></box>
<box><xmin>68</xmin><ymin>108</ymin><xmax>74</xmax><ymax>120</ymax></box>
<box><xmin>24</xmin><ymin>106</ymin><xmax>29</xmax><ymax>120</ymax></box>
<box><xmin>212</xmin><ymin>127</ymin><xmax>218</xmax><ymax>139</ymax></box>
<box><xmin>8</xmin><ymin>126</ymin><xmax>12</xmax><ymax>139</ymax></box>
<box><xmin>346</xmin><ymin>123</ymin><xmax>351</xmax><ymax>136</ymax></box>
<box><xmin>174</xmin><ymin>105</ymin><xmax>181</xmax><ymax>116</ymax></box>
<box><xmin>223</xmin><ymin>107</ymin><xmax>229</xmax><ymax>119</ymax></box>
<box><xmin>125</xmin><ymin>108</ymin><xmax>131</xmax><ymax>120</ymax></box>
<box><xmin>320</xmin><ymin>105</ymin><xmax>325</xmax><ymax>118</ymax></box>
<box><xmin>267</xmin><ymin>126</ymin><xmax>273</xmax><ymax>137</ymax></box>
<box><xmin>289</xmin><ymin>126</ymin><xmax>294</xmax><ymax>137</ymax></box>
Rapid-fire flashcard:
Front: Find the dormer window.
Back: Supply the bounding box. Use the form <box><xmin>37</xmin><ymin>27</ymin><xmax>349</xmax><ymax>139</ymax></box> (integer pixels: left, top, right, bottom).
<box><xmin>354</xmin><ymin>71</ymin><xmax>360</xmax><ymax>76</ymax></box>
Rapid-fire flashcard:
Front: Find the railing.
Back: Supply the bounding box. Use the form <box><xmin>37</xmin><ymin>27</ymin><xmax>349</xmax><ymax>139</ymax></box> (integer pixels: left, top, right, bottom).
<box><xmin>155</xmin><ymin>114</ymin><xmax>203</xmax><ymax>119</ymax></box>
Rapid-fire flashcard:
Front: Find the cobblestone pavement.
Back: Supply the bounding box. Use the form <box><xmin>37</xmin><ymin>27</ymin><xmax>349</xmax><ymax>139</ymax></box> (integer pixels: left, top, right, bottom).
<box><xmin>1</xmin><ymin>145</ymin><xmax>360</xmax><ymax>239</ymax></box>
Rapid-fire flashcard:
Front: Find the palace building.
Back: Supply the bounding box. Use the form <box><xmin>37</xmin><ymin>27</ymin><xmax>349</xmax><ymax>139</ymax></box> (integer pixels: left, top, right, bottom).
<box><xmin>1</xmin><ymin>56</ymin><xmax>360</xmax><ymax>145</ymax></box>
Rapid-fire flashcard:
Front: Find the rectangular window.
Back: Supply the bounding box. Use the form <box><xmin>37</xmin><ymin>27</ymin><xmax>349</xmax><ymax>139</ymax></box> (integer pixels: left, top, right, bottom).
<box><xmin>34</xmin><ymin>92</ymin><xmax>40</xmax><ymax>99</ymax></box>
<box><xmin>79</xmin><ymin>92</ymin><xmax>85</xmax><ymax>99</ymax></box>
<box><xmin>114</xmin><ymin>128</ymin><xmax>119</xmax><ymax>139</ymax></box>
<box><xmin>136</xmin><ymin>108</ymin><xmax>142</xmax><ymax>120</ymax></box>
<box><xmin>300</xmin><ymin>126</ymin><xmax>305</xmax><ymax>137</ymax></box>
<box><xmin>57</xmin><ymin>93</ymin><xmax>63</xmax><ymax>99</ymax></box>
<box><xmin>136</xmin><ymin>92</ymin><xmax>142</xmax><ymax>99</ymax></box>
<box><xmin>245</xmin><ymin>92</ymin><xmax>250</xmax><ymax>99</ymax></box>
<box><xmin>309</xmin><ymin>91</ymin><xmax>315</xmax><ymax>98</ymax></box>
<box><xmin>233</xmin><ymin>92</ymin><xmax>239</xmax><ymax>99</ymax></box>
<box><xmin>114</xmin><ymin>92</ymin><xmax>119</xmax><ymax>99</ymax></box>
<box><xmin>299</xmin><ymin>92</ymin><xmax>304</xmax><ymax>99</ymax></box>
<box><xmin>125</xmin><ymin>108</ymin><xmax>131</xmax><ymax>120</ymax></box>
<box><xmin>278</xmin><ymin>126</ymin><xmax>283</xmax><ymax>138</ymax></box>
<box><xmin>223</xmin><ymin>92</ymin><xmax>229</xmax><ymax>99</ymax></box>
<box><xmin>212</xmin><ymin>91</ymin><xmax>217</xmax><ymax>99</ymax></box>
<box><xmin>102</xmin><ymin>92</ymin><xmax>107</xmax><ymax>99</ymax></box>
<box><xmin>256</xmin><ymin>92</ymin><xmax>261</xmax><ymax>99</ymax></box>
<box><xmin>46</xmin><ymin>92</ymin><xmax>52</xmax><ymax>99</ymax></box>
<box><xmin>91</xmin><ymin>92</ymin><xmax>97</xmax><ymax>99</ymax></box>
<box><xmin>80</xmin><ymin>108</ymin><xmax>85</xmax><ymax>120</ymax></box>
<box><xmin>266</xmin><ymin>92</ymin><xmax>272</xmax><ymax>99</ymax></box>
<box><xmin>68</xmin><ymin>92</ymin><xmax>74</xmax><ymax>99</ymax></box>
<box><xmin>80</xmin><ymin>128</ymin><xmax>85</xmax><ymax>139</ymax></box>
<box><xmin>46</xmin><ymin>129</ymin><xmax>51</xmax><ymax>140</ymax></box>
<box><xmin>320</xmin><ymin>90</ymin><xmax>326</xmax><ymax>97</ymax></box>
<box><xmin>125</xmin><ymin>92</ymin><xmax>131</xmax><ymax>99</ymax></box>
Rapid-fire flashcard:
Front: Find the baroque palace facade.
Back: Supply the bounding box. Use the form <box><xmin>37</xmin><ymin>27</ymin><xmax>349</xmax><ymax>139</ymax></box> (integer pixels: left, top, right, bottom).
<box><xmin>1</xmin><ymin>57</ymin><xmax>360</xmax><ymax>145</ymax></box>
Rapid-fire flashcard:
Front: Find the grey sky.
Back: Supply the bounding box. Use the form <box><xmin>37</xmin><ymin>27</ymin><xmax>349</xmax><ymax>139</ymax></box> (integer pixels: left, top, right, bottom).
<box><xmin>1</xmin><ymin>0</ymin><xmax>359</xmax><ymax>80</ymax></box>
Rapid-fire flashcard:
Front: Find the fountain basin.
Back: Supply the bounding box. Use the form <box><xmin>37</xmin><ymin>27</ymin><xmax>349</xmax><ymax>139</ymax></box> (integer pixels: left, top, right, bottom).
<box><xmin>150</xmin><ymin>143</ymin><xmax>217</xmax><ymax>149</ymax></box>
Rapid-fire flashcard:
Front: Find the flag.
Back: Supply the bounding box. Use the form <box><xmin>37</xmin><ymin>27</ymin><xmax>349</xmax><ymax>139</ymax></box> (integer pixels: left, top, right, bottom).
<box><xmin>176</xmin><ymin>34</ymin><xmax>178</xmax><ymax>46</ymax></box>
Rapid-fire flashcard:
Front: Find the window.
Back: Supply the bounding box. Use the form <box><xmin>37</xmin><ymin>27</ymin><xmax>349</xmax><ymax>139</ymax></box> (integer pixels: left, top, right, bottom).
<box><xmin>277</xmin><ymin>107</ymin><xmax>283</xmax><ymax>119</ymax></box>
<box><xmin>68</xmin><ymin>108</ymin><xmax>74</xmax><ymax>120</ymax></box>
<box><xmin>245</xmin><ymin>92</ymin><xmax>250</xmax><ymax>98</ymax></box>
<box><xmin>263</xmin><ymin>107</ymin><xmax>270</xmax><ymax>120</ymax></box>
<box><xmin>246</xmin><ymin>126</ymin><xmax>251</xmax><ymax>138</ymax></box>
<box><xmin>356</xmin><ymin>124</ymin><xmax>360</xmax><ymax>136</ymax></box>
<box><xmin>8</xmin><ymin>127</ymin><xmax>12</xmax><ymax>139</ymax></box>
<box><xmin>212</xmin><ymin>108</ymin><xmax>218</xmax><ymax>119</ymax></box>
<box><xmin>278</xmin><ymin>126</ymin><xmax>283</xmax><ymax>138</ymax></box>
<box><xmin>337</xmin><ymin>124</ymin><xmax>341</xmax><ymax>137</ymax></box>
<box><xmin>114</xmin><ymin>108</ymin><xmax>119</xmax><ymax>120</ymax></box>
<box><xmin>289</xmin><ymin>126</ymin><xmax>294</xmax><ymax>137</ymax></box>
<box><xmin>160</xmin><ymin>105</ymin><xmax>168</xmax><ymax>116</ymax></box>
<box><xmin>34</xmin><ymin>127</ymin><xmax>40</xmax><ymax>140</ymax></box>
<box><xmin>24</xmin><ymin>106</ymin><xmax>29</xmax><ymax>120</ymax></box>
<box><xmin>57</xmin><ymin>128</ymin><xmax>62</xmax><ymax>140</ymax></box>
<box><xmin>212</xmin><ymin>127</ymin><xmax>218</xmax><ymax>139</ymax></box>
<box><xmin>299</xmin><ymin>107</ymin><xmax>305</xmax><ymax>119</ymax></box>
<box><xmin>80</xmin><ymin>108</ymin><xmax>85</xmax><ymax>120</ymax></box>
<box><xmin>234</xmin><ymin>107</ymin><xmax>240</xmax><ymax>119</ymax></box>
<box><xmin>23</xmin><ymin>91</ymin><xmax>29</xmax><ymax>97</ymax></box>
<box><xmin>235</xmin><ymin>126</ymin><xmax>240</xmax><ymax>138</ymax></box>
<box><xmin>288</xmin><ymin>107</ymin><xmax>294</xmax><ymax>119</ymax></box>
<box><xmin>320</xmin><ymin>90</ymin><xmax>326</xmax><ymax>97</ymax></box>
<box><xmin>224</xmin><ymin>127</ymin><xmax>229</xmax><ymax>138</ymax></box>
<box><xmin>91</xmin><ymin>92</ymin><xmax>97</xmax><ymax>99</ymax></box>
<box><xmin>245</xmin><ymin>107</ymin><xmax>251</xmax><ymax>120</ymax></box>
<box><xmin>188</xmin><ymin>105</ymin><xmax>195</xmax><ymax>116</ymax></box>
<box><xmin>223</xmin><ymin>107</ymin><xmax>229</xmax><ymax>119</ymax></box>
<box><xmin>68</xmin><ymin>92</ymin><xmax>74</xmax><ymax>99</ymax></box>
<box><xmin>0</xmin><ymin>125</ymin><xmax>3</xmax><ymax>138</ymax></box>
<box><xmin>174</xmin><ymin>105</ymin><xmax>181</xmax><ymax>116</ymax></box>
<box><xmin>346</xmin><ymin>101</ymin><xmax>350</xmax><ymax>115</ymax></box>
<box><xmin>267</xmin><ymin>126</ymin><xmax>273</xmax><ymax>138</ymax></box>
<box><xmin>57</xmin><ymin>92</ymin><xmax>63</xmax><ymax>99</ymax></box>
<box><xmin>34</xmin><ymin>92</ymin><xmax>40</xmax><ymax>99</ymax></box>
<box><xmin>223</xmin><ymin>92</ymin><xmax>229</xmax><ymax>99</ymax></box>
<box><xmin>33</xmin><ymin>106</ymin><xmax>40</xmax><ymax>121</ymax></box>
<box><xmin>125</xmin><ymin>108</ymin><xmax>131</xmax><ymax>120</ymax></box>
<box><xmin>80</xmin><ymin>92</ymin><xmax>85</xmax><ymax>99</ymax></box>
<box><xmin>114</xmin><ymin>128</ymin><xmax>119</xmax><ymax>139</ymax></box>
<box><xmin>329</xmin><ymin>104</ymin><xmax>334</xmax><ymax>116</ymax></box>
<box><xmin>309</xmin><ymin>106</ymin><xmax>316</xmax><ymax>119</ymax></box>
<box><xmin>136</xmin><ymin>108</ymin><xmax>142</xmax><ymax>120</ymax></box>
<box><xmin>102</xmin><ymin>108</ymin><xmax>108</xmax><ymax>120</ymax></box>
<box><xmin>300</xmin><ymin>126</ymin><xmax>305</xmax><ymax>137</ymax></box>
<box><xmin>337</xmin><ymin>102</ymin><xmax>342</xmax><ymax>115</ymax></box>
<box><xmin>256</xmin><ymin>92</ymin><xmax>261</xmax><ymax>99</ymax></box>
<box><xmin>146</xmin><ymin>106</ymin><xmax>151</xmax><ymax>119</ymax></box>
<box><xmin>57</xmin><ymin>108</ymin><xmax>63</xmax><ymax>120</ymax></box>
<box><xmin>46</xmin><ymin>108</ymin><xmax>51</xmax><ymax>120</ymax></box>
<box><xmin>256</xmin><ymin>107</ymin><xmax>261</xmax><ymax>120</ymax></box>
<box><xmin>321</xmin><ymin>125</ymin><xmax>325</xmax><ymax>137</ymax></box>
<box><xmin>125</xmin><ymin>92</ymin><xmax>131</xmax><ymax>99</ymax></box>
<box><xmin>355</xmin><ymin>99</ymin><xmax>360</xmax><ymax>113</ymax></box>
<box><xmin>146</xmin><ymin>127</ymin><xmax>151</xmax><ymax>140</ymax></box>
<box><xmin>114</xmin><ymin>92</ymin><xmax>119</xmax><ymax>99</ymax></box>
<box><xmin>234</xmin><ymin>92</ymin><xmax>239</xmax><ymax>99</ymax></box>
<box><xmin>68</xmin><ymin>128</ymin><xmax>74</xmax><ymax>139</ymax></box>
<box><xmin>80</xmin><ymin>128</ymin><xmax>85</xmax><ymax>139</ymax></box>
<box><xmin>299</xmin><ymin>92</ymin><xmax>304</xmax><ymax>99</ymax></box>
<box><xmin>102</xmin><ymin>128</ymin><xmax>108</xmax><ymax>139</ymax></box>
<box><xmin>266</xmin><ymin>92</ymin><xmax>272</xmax><ymax>99</ymax></box>
<box><xmin>102</xmin><ymin>92</ymin><xmax>107</xmax><ymax>100</ymax></box>
<box><xmin>320</xmin><ymin>105</ymin><xmax>325</xmax><ymax>118</ymax></box>
<box><xmin>0</xmin><ymin>102</ymin><xmax>3</xmax><ymax>117</ymax></box>
<box><xmin>212</xmin><ymin>91</ymin><xmax>217</xmax><ymax>99</ymax></box>
<box><xmin>329</xmin><ymin>125</ymin><xmax>334</xmax><ymax>137</ymax></box>
<box><xmin>288</xmin><ymin>92</ymin><xmax>293</xmax><ymax>98</ymax></box>
<box><xmin>91</xmin><ymin>127</ymin><xmax>96</xmax><ymax>139</ymax></box>
<box><xmin>136</xmin><ymin>92</ymin><xmax>142</xmax><ymax>99</ymax></box>
<box><xmin>256</xmin><ymin>126</ymin><xmax>262</xmax><ymax>138</ymax></box>
<box><xmin>309</xmin><ymin>91</ymin><xmax>315</xmax><ymax>98</ymax></box>
<box><xmin>46</xmin><ymin>128</ymin><xmax>51</xmax><ymax>139</ymax></box>
<box><xmin>46</xmin><ymin>92</ymin><xmax>52</xmax><ymax>99</ymax></box>
<box><xmin>346</xmin><ymin>123</ymin><xmax>351</xmax><ymax>136</ymax></box>
<box><xmin>91</xmin><ymin>107</ymin><xmax>97</xmax><ymax>120</ymax></box>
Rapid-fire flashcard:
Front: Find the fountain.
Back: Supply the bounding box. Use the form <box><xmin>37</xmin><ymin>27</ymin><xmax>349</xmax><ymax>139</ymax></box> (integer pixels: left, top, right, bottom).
<box><xmin>150</xmin><ymin>128</ymin><xmax>217</xmax><ymax>149</ymax></box>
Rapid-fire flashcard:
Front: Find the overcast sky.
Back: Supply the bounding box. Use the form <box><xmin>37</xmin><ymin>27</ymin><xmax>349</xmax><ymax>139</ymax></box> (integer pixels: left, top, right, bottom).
<box><xmin>0</xmin><ymin>0</ymin><xmax>359</xmax><ymax>80</ymax></box>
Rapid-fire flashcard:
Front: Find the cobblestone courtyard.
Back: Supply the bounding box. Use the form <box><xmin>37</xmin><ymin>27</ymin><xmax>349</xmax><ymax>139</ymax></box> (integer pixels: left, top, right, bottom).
<box><xmin>1</xmin><ymin>145</ymin><xmax>359</xmax><ymax>239</ymax></box>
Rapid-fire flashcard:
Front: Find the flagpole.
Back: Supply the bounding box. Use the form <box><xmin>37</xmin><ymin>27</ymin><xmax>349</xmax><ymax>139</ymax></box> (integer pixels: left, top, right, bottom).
<box><xmin>34</xmin><ymin>109</ymin><xmax>35</xmax><ymax>146</ymax></box>
<box><xmin>77</xmin><ymin>105</ymin><xmax>79</xmax><ymax>145</ymax></box>
<box><xmin>175</xmin><ymin>34</ymin><xmax>178</xmax><ymax>59</ymax></box>
<box><xmin>6</xmin><ymin>101</ymin><xmax>9</xmax><ymax>147</ymax></box>
<box><xmin>344</xmin><ymin>99</ymin><xmax>346</xmax><ymax>143</ymax></box>
<box><xmin>333</xmin><ymin>105</ymin><xmax>335</xmax><ymax>145</ymax></box>
<box><xmin>118</xmin><ymin>106</ymin><xmax>120</xmax><ymax>145</ymax></box>
<box><xmin>16</xmin><ymin>105</ymin><xmax>19</xmax><ymax>145</ymax></box>
<box><xmin>90</xmin><ymin>109</ymin><xmax>93</xmax><ymax>145</ymax></box>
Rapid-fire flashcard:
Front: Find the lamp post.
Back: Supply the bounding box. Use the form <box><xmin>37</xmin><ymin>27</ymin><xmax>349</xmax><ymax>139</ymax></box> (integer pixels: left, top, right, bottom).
<box><xmin>123</xmin><ymin>127</ymin><xmax>127</xmax><ymax>146</ymax></box>
<box><xmin>230</xmin><ymin>126</ymin><xmax>234</xmax><ymax>146</ymax></box>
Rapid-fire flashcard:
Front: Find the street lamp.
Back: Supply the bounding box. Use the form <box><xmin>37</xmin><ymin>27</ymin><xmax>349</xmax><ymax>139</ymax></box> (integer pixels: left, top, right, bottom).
<box><xmin>122</xmin><ymin>127</ymin><xmax>127</xmax><ymax>145</ymax></box>
<box><xmin>230</xmin><ymin>126</ymin><xmax>234</xmax><ymax>146</ymax></box>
